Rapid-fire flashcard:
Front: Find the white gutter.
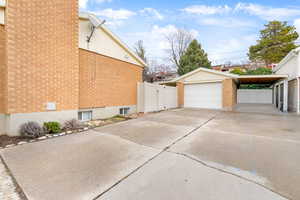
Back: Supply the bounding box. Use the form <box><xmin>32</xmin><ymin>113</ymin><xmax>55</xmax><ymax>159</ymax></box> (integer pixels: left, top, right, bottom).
<box><xmin>274</xmin><ymin>47</ymin><xmax>300</xmax><ymax>73</ymax></box>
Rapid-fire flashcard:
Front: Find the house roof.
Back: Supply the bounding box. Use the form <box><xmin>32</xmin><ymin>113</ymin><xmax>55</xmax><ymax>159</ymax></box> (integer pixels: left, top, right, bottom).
<box><xmin>79</xmin><ymin>12</ymin><xmax>147</xmax><ymax>67</ymax></box>
<box><xmin>173</xmin><ymin>67</ymin><xmax>239</xmax><ymax>82</ymax></box>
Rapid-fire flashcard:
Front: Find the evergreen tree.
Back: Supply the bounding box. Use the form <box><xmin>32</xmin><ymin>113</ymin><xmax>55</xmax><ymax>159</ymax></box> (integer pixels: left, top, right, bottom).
<box><xmin>178</xmin><ymin>40</ymin><xmax>211</xmax><ymax>75</ymax></box>
<box><xmin>249</xmin><ymin>21</ymin><xmax>299</xmax><ymax>64</ymax></box>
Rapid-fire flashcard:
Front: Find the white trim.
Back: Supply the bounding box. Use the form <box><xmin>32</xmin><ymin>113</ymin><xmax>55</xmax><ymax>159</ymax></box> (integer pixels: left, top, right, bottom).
<box><xmin>274</xmin><ymin>47</ymin><xmax>300</xmax><ymax>72</ymax></box>
<box><xmin>173</xmin><ymin>67</ymin><xmax>238</xmax><ymax>82</ymax></box>
<box><xmin>79</xmin><ymin>12</ymin><xmax>146</xmax><ymax>67</ymax></box>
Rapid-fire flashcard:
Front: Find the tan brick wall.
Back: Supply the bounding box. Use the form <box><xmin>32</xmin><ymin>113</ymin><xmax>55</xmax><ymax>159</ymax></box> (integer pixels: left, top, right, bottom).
<box><xmin>0</xmin><ymin>25</ymin><xmax>6</xmax><ymax>113</ymax></box>
<box><xmin>176</xmin><ymin>82</ymin><xmax>184</xmax><ymax>107</ymax></box>
<box><xmin>5</xmin><ymin>0</ymin><xmax>79</xmax><ymax>114</ymax></box>
<box><xmin>79</xmin><ymin>49</ymin><xmax>143</xmax><ymax>109</ymax></box>
<box><xmin>222</xmin><ymin>79</ymin><xmax>237</xmax><ymax>110</ymax></box>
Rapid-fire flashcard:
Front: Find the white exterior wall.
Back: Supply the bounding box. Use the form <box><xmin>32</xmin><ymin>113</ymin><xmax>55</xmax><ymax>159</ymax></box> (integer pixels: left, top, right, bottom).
<box><xmin>0</xmin><ymin>7</ymin><xmax>4</xmax><ymax>25</ymax></box>
<box><xmin>238</xmin><ymin>89</ymin><xmax>273</xmax><ymax>104</ymax></box>
<box><xmin>138</xmin><ymin>82</ymin><xmax>178</xmax><ymax>113</ymax></box>
<box><xmin>79</xmin><ymin>19</ymin><xmax>140</xmax><ymax>66</ymax></box>
<box><xmin>276</xmin><ymin>55</ymin><xmax>299</xmax><ymax>80</ymax></box>
<box><xmin>184</xmin><ymin>70</ymin><xmax>227</xmax><ymax>83</ymax></box>
<box><xmin>4</xmin><ymin>110</ymin><xmax>78</xmax><ymax>136</ymax></box>
<box><xmin>80</xmin><ymin>105</ymin><xmax>137</xmax><ymax>120</ymax></box>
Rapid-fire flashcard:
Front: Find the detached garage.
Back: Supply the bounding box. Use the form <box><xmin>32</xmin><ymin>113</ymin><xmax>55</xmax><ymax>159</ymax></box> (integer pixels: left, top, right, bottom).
<box><xmin>173</xmin><ymin>68</ymin><xmax>238</xmax><ymax>111</ymax></box>
<box><xmin>169</xmin><ymin>67</ymin><xmax>288</xmax><ymax>112</ymax></box>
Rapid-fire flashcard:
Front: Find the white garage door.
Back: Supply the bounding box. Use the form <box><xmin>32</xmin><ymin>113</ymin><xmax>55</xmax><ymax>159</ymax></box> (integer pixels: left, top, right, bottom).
<box><xmin>184</xmin><ymin>82</ymin><xmax>222</xmax><ymax>109</ymax></box>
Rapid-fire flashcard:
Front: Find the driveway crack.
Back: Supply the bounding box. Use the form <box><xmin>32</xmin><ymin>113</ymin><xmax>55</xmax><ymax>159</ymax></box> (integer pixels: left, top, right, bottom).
<box><xmin>92</xmin><ymin>114</ymin><xmax>218</xmax><ymax>200</ymax></box>
<box><xmin>165</xmin><ymin>150</ymin><xmax>291</xmax><ymax>200</ymax></box>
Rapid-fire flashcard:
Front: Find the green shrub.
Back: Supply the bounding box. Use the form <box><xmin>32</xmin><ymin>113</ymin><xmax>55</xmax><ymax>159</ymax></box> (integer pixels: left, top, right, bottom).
<box><xmin>20</xmin><ymin>122</ymin><xmax>45</xmax><ymax>138</ymax></box>
<box><xmin>43</xmin><ymin>122</ymin><xmax>61</xmax><ymax>134</ymax></box>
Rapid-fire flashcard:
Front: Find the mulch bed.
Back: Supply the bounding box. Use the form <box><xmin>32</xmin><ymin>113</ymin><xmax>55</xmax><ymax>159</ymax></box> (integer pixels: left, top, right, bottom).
<box><xmin>0</xmin><ymin>113</ymin><xmax>146</xmax><ymax>149</ymax></box>
<box><xmin>0</xmin><ymin>135</ymin><xmax>30</xmax><ymax>148</ymax></box>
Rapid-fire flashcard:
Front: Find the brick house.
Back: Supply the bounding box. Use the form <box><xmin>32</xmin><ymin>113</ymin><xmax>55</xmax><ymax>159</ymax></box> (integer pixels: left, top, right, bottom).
<box><xmin>0</xmin><ymin>0</ymin><xmax>146</xmax><ymax>136</ymax></box>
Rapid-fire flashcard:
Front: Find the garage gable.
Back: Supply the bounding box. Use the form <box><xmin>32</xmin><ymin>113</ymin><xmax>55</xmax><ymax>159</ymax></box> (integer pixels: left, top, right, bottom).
<box><xmin>173</xmin><ymin>67</ymin><xmax>237</xmax><ymax>84</ymax></box>
<box><xmin>184</xmin><ymin>70</ymin><xmax>229</xmax><ymax>83</ymax></box>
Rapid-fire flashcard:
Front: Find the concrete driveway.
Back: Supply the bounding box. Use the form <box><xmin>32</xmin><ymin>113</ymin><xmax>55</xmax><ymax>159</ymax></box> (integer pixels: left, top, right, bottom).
<box><xmin>1</xmin><ymin>108</ymin><xmax>300</xmax><ymax>200</ymax></box>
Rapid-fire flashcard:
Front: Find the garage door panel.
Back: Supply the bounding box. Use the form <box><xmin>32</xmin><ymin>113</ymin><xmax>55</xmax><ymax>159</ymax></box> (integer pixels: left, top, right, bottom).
<box><xmin>184</xmin><ymin>83</ymin><xmax>222</xmax><ymax>109</ymax></box>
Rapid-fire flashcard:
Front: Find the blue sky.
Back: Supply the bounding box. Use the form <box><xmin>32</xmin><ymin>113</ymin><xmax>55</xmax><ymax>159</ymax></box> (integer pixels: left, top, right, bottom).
<box><xmin>79</xmin><ymin>0</ymin><xmax>300</xmax><ymax>66</ymax></box>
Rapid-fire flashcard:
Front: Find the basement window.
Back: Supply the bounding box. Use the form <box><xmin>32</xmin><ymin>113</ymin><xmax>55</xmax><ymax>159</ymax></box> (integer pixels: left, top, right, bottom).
<box><xmin>78</xmin><ymin>111</ymin><xmax>92</xmax><ymax>121</ymax></box>
<box><xmin>119</xmin><ymin>107</ymin><xmax>130</xmax><ymax>115</ymax></box>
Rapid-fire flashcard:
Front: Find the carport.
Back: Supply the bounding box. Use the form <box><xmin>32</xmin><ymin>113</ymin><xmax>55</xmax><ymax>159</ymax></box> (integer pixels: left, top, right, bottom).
<box><xmin>236</xmin><ymin>74</ymin><xmax>289</xmax><ymax>112</ymax></box>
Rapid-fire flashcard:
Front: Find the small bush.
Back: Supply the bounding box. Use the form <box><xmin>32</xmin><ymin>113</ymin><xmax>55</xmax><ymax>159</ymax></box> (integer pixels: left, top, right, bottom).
<box><xmin>63</xmin><ymin>119</ymin><xmax>83</xmax><ymax>131</ymax></box>
<box><xmin>43</xmin><ymin>122</ymin><xmax>61</xmax><ymax>134</ymax></box>
<box><xmin>20</xmin><ymin>122</ymin><xmax>44</xmax><ymax>138</ymax></box>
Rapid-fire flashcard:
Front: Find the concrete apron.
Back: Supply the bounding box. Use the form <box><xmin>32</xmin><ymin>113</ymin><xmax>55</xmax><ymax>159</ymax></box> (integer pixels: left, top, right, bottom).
<box><xmin>0</xmin><ymin>109</ymin><xmax>296</xmax><ymax>200</ymax></box>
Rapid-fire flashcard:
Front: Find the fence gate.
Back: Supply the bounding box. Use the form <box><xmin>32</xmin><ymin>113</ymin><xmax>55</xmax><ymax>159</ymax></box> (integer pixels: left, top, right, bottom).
<box><xmin>137</xmin><ymin>82</ymin><xmax>178</xmax><ymax>113</ymax></box>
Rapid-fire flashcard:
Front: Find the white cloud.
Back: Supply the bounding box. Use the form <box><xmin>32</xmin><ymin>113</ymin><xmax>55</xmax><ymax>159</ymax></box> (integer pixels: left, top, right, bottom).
<box><xmin>140</xmin><ymin>8</ymin><xmax>164</xmax><ymax>20</ymax></box>
<box><xmin>79</xmin><ymin>0</ymin><xmax>112</xmax><ymax>9</ymax></box>
<box><xmin>207</xmin><ymin>35</ymin><xmax>257</xmax><ymax>64</ymax></box>
<box><xmin>125</xmin><ymin>25</ymin><xmax>199</xmax><ymax>65</ymax></box>
<box><xmin>79</xmin><ymin>0</ymin><xmax>89</xmax><ymax>9</ymax></box>
<box><xmin>199</xmin><ymin>17</ymin><xmax>255</xmax><ymax>28</ymax></box>
<box><xmin>295</xmin><ymin>19</ymin><xmax>300</xmax><ymax>33</ymax></box>
<box><xmin>182</xmin><ymin>5</ymin><xmax>232</xmax><ymax>15</ymax></box>
<box><xmin>235</xmin><ymin>3</ymin><xmax>300</xmax><ymax>20</ymax></box>
<box><xmin>94</xmin><ymin>8</ymin><xmax>136</xmax><ymax>20</ymax></box>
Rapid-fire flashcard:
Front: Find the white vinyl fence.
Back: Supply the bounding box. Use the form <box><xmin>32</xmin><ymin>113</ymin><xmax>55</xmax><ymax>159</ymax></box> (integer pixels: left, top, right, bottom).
<box><xmin>238</xmin><ymin>89</ymin><xmax>273</xmax><ymax>104</ymax></box>
<box><xmin>137</xmin><ymin>82</ymin><xmax>178</xmax><ymax>113</ymax></box>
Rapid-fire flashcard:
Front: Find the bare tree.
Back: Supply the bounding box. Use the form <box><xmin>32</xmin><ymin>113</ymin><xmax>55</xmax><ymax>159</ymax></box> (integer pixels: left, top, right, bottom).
<box><xmin>133</xmin><ymin>40</ymin><xmax>150</xmax><ymax>82</ymax></box>
<box><xmin>134</xmin><ymin>40</ymin><xmax>147</xmax><ymax>63</ymax></box>
<box><xmin>165</xmin><ymin>28</ymin><xmax>194</xmax><ymax>69</ymax></box>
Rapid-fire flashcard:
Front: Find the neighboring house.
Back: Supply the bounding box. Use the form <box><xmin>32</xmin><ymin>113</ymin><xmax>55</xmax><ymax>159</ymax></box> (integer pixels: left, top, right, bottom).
<box><xmin>274</xmin><ymin>47</ymin><xmax>300</xmax><ymax>113</ymax></box>
<box><xmin>212</xmin><ymin>63</ymin><xmax>276</xmax><ymax>72</ymax></box>
<box><xmin>0</xmin><ymin>0</ymin><xmax>146</xmax><ymax>136</ymax></box>
<box><xmin>148</xmin><ymin>71</ymin><xmax>178</xmax><ymax>83</ymax></box>
<box><xmin>169</xmin><ymin>67</ymin><xmax>288</xmax><ymax>112</ymax></box>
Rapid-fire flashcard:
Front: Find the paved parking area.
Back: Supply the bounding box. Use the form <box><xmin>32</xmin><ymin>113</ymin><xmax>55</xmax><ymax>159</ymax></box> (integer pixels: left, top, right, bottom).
<box><xmin>1</xmin><ymin>108</ymin><xmax>300</xmax><ymax>200</ymax></box>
